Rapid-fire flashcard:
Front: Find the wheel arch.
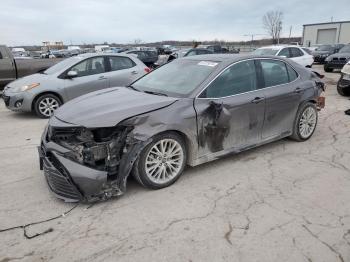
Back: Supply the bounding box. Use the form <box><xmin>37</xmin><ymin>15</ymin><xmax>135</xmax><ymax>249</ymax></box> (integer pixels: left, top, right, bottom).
<box><xmin>31</xmin><ymin>91</ymin><xmax>64</xmax><ymax>111</ymax></box>
<box><xmin>149</xmin><ymin>129</ymin><xmax>196</xmax><ymax>166</ymax></box>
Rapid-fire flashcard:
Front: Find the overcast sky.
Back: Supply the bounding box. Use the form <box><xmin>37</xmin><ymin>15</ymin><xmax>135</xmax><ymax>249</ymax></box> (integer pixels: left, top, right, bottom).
<box><xmin>1</xmin><ymin>0</ymin><xmax>349</xmax><ymax>46</ymax></box>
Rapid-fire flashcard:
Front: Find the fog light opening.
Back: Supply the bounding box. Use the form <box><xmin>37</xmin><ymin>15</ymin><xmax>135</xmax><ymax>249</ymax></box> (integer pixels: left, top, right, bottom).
<box><xmin>15</xmin><ymin>100</ymin><xmax>23</xmax><ymax>108</ymax></box>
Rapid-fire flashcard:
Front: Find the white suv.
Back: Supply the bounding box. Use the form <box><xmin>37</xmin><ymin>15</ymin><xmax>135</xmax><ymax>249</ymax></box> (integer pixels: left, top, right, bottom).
<box><xmin>253</xmin><ymin>45</ymin><xmax>314</xmax><ymax>68</ymax></box>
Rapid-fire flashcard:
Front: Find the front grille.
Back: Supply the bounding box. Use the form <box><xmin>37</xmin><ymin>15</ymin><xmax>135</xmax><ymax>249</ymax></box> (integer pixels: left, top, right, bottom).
<box><xmin>2</xmin><ymin>95</ymin><xmax>10</xmax><ymax>106</ymax></box>
<box><xmin>44</xmin><ymin>153</ymin><xmax>82</xmax><ymax>200</ymax></box>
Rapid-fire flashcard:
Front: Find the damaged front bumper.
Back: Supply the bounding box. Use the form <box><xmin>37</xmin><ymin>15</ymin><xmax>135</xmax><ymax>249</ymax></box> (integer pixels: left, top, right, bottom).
<box><xmin>38</xmin><ymin>118</ymin><xmax>148</xmax><ymax>202</ymax></box>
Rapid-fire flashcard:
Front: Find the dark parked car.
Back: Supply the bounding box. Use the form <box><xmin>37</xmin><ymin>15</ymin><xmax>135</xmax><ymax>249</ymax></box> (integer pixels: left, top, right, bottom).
<box><xmin>38</xmin><ymin>54</ymin><xmax>325</xmax><ymax>202</ymax></box>
<box><xmin>312</xmin><ymin>44</ymin><xmax>344</xmax><ymax>63</ymax></box>
<box><xmin>324</xmin><ymin>44</ymin><xmax>350</xmax><ymax>72</ymax></box>
<box><xmin>207</xmin><ymin>45</ymin><xmax>239</xmax><ymax>54</ymax></box>
<box><xmin>183</xmin><ymin>48</ymin><xmax>213</xmax><ymax>57</ymax></box>
<box><xmin>337</xmin><ymin>62</ymin><xmax>350</xmax><ymax>96</ymax></box>
<box><xmin>124</xmin><ymin>50</ymin><xmax>158</xmax><ymax>68</ymax></box>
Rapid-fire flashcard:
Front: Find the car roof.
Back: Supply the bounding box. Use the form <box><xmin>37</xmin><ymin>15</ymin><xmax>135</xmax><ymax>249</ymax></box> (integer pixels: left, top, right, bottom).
<box><xmin>258</xmin><ymin>45</ymin><xmax>302</xmax><ymax>50</ymax></box>
<box><xmin>76</xmin><ymin>52</ymin><xmax>136</xmax><ymax>59</ymax></box>
<box><xmin>181</xmin><ymin>54</ymin><xmax>301</xmax><ymax>68</ymax></box>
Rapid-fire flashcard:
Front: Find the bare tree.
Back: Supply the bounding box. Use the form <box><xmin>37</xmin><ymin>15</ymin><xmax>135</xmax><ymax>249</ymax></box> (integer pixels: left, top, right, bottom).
<box><xmin>134</xmin><ymin>39</ymin><xmax>143</xmax><ymax>45</ymax></box>
<box><xmin>263</xmin><ymin>10</ymin><xmax>283</xmax><ymax>44</ymax></box>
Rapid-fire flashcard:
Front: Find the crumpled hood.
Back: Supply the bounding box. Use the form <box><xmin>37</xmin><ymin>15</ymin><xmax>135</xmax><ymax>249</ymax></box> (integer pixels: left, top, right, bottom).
<box><xmin>54</xmin><ymin>87</ymin><xmax>178</xmax><ymax>128</ymax></box>
<box><xmin>5</xmin><ymin>73</ymin><xmax>50</xmax><ymax>92</ymax></box>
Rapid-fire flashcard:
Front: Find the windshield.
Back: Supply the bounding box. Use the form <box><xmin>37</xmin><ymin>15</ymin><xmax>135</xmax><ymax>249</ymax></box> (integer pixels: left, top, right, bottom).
<box><xmin>339</xmin><ymin>45</ymin><xmax>350</xmax><ymax>53</ymax></box>
<box><xmin>44</xmin><ymin>56</ymin><xmax>83</xmax><ymax>74</ymax></box>
<box><xmin>317</xmin><ymin>45</ymin><xmax>333</xmax><ymax>51</ymax></box>
<box><xmin>252</xmin><ymin>48</ymin><xmax>278</xmax><ymax>56</ymax></box>
<box><xmin>132</xmin><ymin>59</ymin><xmax>218</xmax><ymax>97</ymax></box>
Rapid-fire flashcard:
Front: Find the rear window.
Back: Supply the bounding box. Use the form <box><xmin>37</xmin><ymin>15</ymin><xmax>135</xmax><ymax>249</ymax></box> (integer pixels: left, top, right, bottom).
<box><xmin>133</xmin><ymin>59</ymin><xmax>218</xmax><ymax>97</ymax></box>
<box><xmin>109</xmin><ymin>56</ymin><xmax>135</xmax><ymax>71</ymax></box>
<box><xmin>260</xmin><ymin>60</ymin><xmax>289</xmax><ymax>87</ymax></box>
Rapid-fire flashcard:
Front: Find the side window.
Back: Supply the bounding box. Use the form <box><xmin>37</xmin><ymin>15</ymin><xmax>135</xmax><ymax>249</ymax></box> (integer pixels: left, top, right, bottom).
<box><xmin>286</xmin><ymin>64</ymin><xmax>298</xmax><ymax>81</ymax></box>
<box><xmin>0</xmin><ymin>51</ymin><xmax>2</xmax><ymax>59</ymax></box>
<box><xmin>70</xmin><ymin>57</ymin><xmax>105</xmax><ymax>77</ymax></box>
<box><xmin>260</xmin><ymin>60</ymin><xmax>289</xmax><ymax>87</ymax></box>
<box><xmin>290</xmin><ymin>48</ymin><xmax>303</xmax><ymax>57</ymax></box>
<box><xmin>204</xmin><ymin>60</ymin><xmax>257</xmax><ymax>98</ymax></box>
<box><xmin>109</xmin><ymin>56</ymin><xmax>136</xmax><ymax>71</ymax></box>
<box><xmin>278</xmin><ymin>48</ymin><xmax>291</xmax><ymax>58</ymax></box>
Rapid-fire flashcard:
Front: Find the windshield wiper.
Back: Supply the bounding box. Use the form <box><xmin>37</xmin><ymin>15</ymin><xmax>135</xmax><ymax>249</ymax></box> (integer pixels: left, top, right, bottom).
<box><xmin>143</xmin><ymin>90</ymin><xmax>168</xmax><ymax>97</ymax></box>
<box><xmin>127</xmin><ymin>85</ymin><xmax>140</xmax><ymax>92</ymax></box>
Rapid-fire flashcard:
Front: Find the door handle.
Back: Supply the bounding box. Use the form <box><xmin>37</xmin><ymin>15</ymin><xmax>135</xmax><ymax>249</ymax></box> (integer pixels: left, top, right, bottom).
<box><xmin>131</xmin><ymin>71</ymin><xmax>138</xmax><ymax>75</ymax></box>
<box><xmin>251</xmin><ymin>97</ymin><xmax>265</xmax><ymax>104</ymax></box>
<box><xmin>294</xmin><ymin>87</ymin><xmax>302</xmax><ymax>93</ymax></box>
<box><xmin>98</xmin><ymin>76</ymin><xmax>107</xmax><ymax>80</ymax></box>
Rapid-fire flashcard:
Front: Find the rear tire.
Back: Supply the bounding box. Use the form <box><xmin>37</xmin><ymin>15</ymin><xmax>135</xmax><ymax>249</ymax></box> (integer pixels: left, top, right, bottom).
<box><xmin>290</xmin><ymin>102</ymin><xmax>318</xmax><ymax>142</ymax></box>
<box><xmin>132</xmin><ymin>132</ymin><xmax>187</xmax><ymax>189</ymax></box>
<box><xmin>34</xmin><ymin>94</ymin><xmax>62</xmax><ymax>118</ymax></box>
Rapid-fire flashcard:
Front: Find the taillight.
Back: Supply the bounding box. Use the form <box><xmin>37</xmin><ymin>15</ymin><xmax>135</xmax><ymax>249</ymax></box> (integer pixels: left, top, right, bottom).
<box><xmin>144</xmin><ymin>67</ymin><xmax>151</xmax><ymax>73</ymax></box>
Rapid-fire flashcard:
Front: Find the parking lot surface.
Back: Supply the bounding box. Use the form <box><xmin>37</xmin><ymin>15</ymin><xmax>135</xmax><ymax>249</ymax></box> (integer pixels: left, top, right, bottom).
<box><xmin>0</xmin><ymin>65</ymin><xmax>349</xmax><ymax>262</ymax></box>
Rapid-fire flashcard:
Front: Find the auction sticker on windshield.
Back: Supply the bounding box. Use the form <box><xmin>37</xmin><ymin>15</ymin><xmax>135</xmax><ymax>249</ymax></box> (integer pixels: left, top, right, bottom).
<box><xmin>198</xmin><ymin>61</ymin><xmax>218</xmax><ymax>67</ymax></box>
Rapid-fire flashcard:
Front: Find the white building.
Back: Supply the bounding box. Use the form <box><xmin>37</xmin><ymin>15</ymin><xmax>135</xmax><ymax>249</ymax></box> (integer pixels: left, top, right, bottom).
<box><xmin>302</xmin><ymin>21</ymin><xmax>350</xmax><ymax>46</ymax></box>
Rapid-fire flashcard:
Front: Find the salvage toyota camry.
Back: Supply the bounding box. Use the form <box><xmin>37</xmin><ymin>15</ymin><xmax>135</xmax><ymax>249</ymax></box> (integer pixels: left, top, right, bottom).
<box><xmin>38</xmin><ymin>54</ymin><xmax>325</xmax><ymax>202</ymax></box>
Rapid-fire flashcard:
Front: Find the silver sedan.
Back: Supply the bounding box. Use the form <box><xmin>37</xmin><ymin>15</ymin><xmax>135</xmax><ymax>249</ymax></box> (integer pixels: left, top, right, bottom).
<box><xmin>2</xmin><ymin>53</ymin><xmax>149</xmax><ymax>118</ymax></box>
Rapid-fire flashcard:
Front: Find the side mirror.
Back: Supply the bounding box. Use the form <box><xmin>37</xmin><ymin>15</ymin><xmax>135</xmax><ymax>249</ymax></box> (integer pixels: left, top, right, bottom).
<box><xmin>279</xmin><ymin>55</ymin><xmax>287</xmax><ymax>58</ymax></box>
<box><xmin>67</xmin><ymin>70</ymin><xmax>78</xmax><ymax>78</ymax></box>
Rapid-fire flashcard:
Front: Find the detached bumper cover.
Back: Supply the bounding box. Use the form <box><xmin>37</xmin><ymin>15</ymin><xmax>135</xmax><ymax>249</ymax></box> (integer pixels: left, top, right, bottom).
<box><xmin>38</xmin><ymin>137</ymin><xmax>108</xmax><ymax>202</ymax></box>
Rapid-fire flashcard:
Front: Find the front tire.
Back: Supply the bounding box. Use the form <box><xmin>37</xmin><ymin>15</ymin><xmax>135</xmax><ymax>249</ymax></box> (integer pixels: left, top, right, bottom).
<box><xmin>132</xmin><ymin>132</ymin><xmax>187</xmax><ymax>189</ymax></box>
<box><xmin>290</xmin><ymin>102</ymin><xmax>318</xmax><ymax>142</ymax></box>
<box><xmin>324</xmin><ymin>65</ymin><xmax>333</xmax><ymax>72</ymax></box>
<box><xmin>34</xmin><ymin>94</ymin><xmax>62</xmax><ymax>118</ymax></box>
<box><xmin>337</xmin><ymin>85</ymin><xmax>350</xmax><ymax>96</ymax></box>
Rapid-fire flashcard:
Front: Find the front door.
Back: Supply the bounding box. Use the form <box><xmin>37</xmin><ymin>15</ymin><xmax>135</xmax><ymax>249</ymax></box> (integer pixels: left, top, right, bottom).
<box><xmin>194</xmin><ymin>60</ymin><xmax>266</xmax><ymax>157</ymax></box>
<box><xmin>64</xmin><ymin>56</ymin><xmax>109</xmax><ymax>100</ymax></box>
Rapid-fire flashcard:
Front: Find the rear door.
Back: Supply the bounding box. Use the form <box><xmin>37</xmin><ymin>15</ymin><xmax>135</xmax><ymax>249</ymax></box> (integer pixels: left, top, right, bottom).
<box><xmin>194</xmin><ymin>60</ymin><xmax>266</xmax><ymax>156</ymax></box>
<box><xmin>105</xmin><ymin>56</ymin><xmax>144</xmax><ymax>87</ymax></box>
<box><xmin>257</xmin><ymin>59</ymin><xmax>301</xmax><ymax>139</ymax></box>
<box><xmin>0</xmin><ymin>47</ymin><xmax>16</xmax><ymax>84</ymax></box>
<box><xmin>63</xmin><ymin>56</ymin><xmax>109</xmax><ymax>100</ymax></box>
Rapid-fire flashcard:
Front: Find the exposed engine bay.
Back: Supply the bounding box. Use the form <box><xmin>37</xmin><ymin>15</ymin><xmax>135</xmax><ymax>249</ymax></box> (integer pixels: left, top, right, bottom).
<box><xmin>40</xmin><ymin>124</ymin><xmax>150</xmax><ymax>202</ymax></box>
<box><xmin>48</xmin><ymin>126</ymin><xmax>131</xmax><ymax>175</ymax></box>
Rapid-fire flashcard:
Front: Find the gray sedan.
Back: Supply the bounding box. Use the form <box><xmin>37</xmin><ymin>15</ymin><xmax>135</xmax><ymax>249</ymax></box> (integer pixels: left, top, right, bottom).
<box><xmin>38</xmin><ymin>54</ymin><xmax>325</xmax><ymax>202</ymax></box>
<box><xmin>2</xmin><ymin>53</ymin><xmax>149</xmax><ymax>118</ymax></box>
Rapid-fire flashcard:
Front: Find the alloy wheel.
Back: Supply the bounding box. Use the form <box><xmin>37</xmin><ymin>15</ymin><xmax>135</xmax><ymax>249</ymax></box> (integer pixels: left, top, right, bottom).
<box><xmin>38</xmin><ymin>97</ymin><xmax>60</xmax><ymax>117</ymax></box>
<box><xmin>145</xmin><ymin>138</ymin><xmax>184</xmax><ymax>184</ymax></box>
<box><xmin>299</xmin><ymin>107</ymin><xmax>317</xmax><ymax>139</ymax></box>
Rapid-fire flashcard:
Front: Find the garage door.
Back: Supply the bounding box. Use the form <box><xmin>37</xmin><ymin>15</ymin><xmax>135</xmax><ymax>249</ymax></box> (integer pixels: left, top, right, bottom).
<box><xmin>316</xmin><ymin>28</ymin><xmax>337</xmax><ymax>44</ymax></box>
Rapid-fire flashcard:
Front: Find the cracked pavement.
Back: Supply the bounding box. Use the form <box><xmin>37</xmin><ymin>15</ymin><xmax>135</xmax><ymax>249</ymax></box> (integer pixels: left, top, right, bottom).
<box><xmin>0</xmin><ymin>65</ymin><xmax>349</xmax><ymax>262</ymax></box>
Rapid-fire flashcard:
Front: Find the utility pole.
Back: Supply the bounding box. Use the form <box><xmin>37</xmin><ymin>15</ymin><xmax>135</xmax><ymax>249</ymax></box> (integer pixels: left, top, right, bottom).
<box><xmin>244</xmin><ymin>34</ymin><xmax>264</xmax><ymax>51</ymax></box>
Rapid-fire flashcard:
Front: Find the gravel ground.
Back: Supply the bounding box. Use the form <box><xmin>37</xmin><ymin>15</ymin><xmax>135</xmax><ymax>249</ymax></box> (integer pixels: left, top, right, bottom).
<box><xmin>0</xmin><ymin>64</ymin><xmax>349</xmax><ymax>262</ymax></box>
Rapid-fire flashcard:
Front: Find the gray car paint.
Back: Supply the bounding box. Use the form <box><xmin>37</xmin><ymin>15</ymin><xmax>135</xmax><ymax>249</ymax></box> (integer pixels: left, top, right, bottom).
<box><xmin>39</xmin><ymin>54</ymin><xmax>324</xmax><ymax>202</ymax></box>
<box><xmin>2</xmin><ymin>53</ymin><xmax>147</xmax><ymax>113</ymax></box>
